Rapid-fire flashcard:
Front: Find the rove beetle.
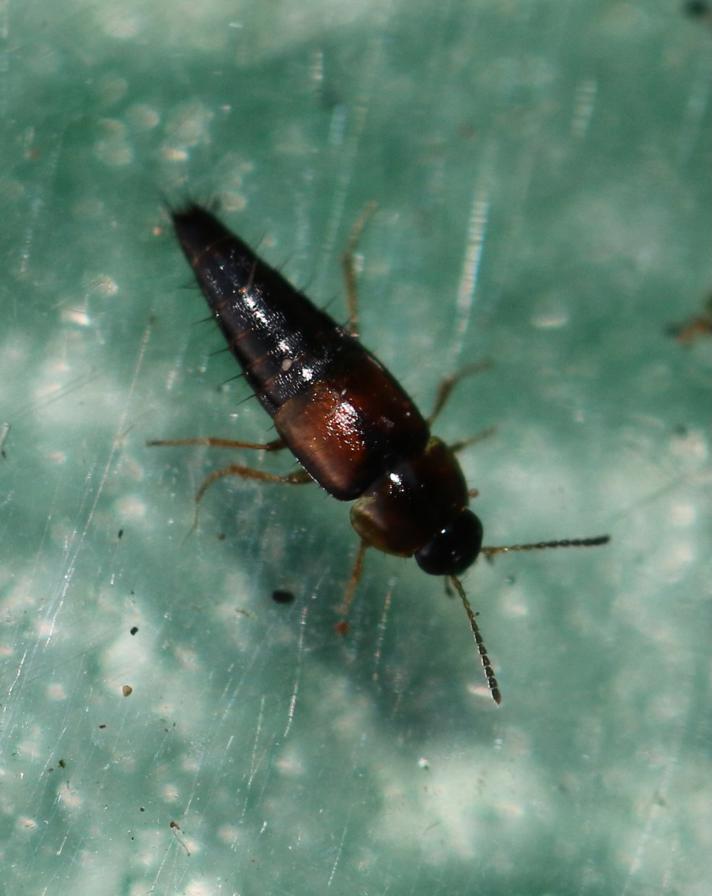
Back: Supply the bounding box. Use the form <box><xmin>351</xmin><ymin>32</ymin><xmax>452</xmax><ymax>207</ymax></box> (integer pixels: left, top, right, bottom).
<box><xmin>149</xmin><ymin>203</ymin><xmax>610</xmax><ymax>704</ymax></box>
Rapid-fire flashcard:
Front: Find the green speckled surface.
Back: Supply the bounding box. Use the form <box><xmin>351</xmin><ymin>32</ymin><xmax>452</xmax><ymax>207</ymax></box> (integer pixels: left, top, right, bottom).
<box><xmin>1</xmin><ymin>2</ymin><xmax>711</xmax><ymax>894</ymax></box>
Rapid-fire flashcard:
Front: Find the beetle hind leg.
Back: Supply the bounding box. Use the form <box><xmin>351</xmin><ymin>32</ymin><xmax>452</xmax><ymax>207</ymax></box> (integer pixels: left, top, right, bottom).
<box><xmin>186</xmin><ymin>463</ymin><xmax>312</xmax><ymax>536</ymax></box>
<box><xmin>335</xmin><ymin>540</ymin><xmax>368</xmax><ymax>634</ymax></box>
<box><xmin>148</xmin><ymin>436</ymin><xmax>286</xmax><ymax>451</ymax></box>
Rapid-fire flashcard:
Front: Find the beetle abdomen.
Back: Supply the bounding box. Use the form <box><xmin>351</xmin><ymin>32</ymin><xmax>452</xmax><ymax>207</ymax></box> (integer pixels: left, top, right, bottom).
<box><xmin>173</xmin><ymin>205</ymin><xmax>344</xmax><ymax>415</ymax></box>
<box><xmin>172</xmin><ymin>205</ymin><xmax>429</xmax><ymax>499</ymax></box>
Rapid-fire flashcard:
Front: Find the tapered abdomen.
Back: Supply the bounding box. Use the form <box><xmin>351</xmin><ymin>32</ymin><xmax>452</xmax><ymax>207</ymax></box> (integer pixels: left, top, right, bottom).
<box><xmin>172</xmin><ymin>205</ymin><xmax>429</xmax><ymax>500</ymax></box>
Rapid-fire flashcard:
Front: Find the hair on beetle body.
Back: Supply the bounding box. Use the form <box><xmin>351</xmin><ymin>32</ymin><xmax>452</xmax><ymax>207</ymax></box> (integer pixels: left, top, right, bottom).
<box><xmin>149</xmin><ymin>203</ymin><xmax>610</xmax><ymax>704</ymax></box>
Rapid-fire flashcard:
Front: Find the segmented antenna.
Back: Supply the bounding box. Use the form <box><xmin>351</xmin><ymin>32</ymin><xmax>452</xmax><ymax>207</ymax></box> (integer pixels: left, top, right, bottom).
<box><xmin>449</xmin><ymin>576</ymin><xmax>501</xmax><ymax>705</ymax></box>
<box><xmin>451</xmin><ymin>535</ymin><xmax>610</xmax><ymax>703</ymax></box>
<box><xmin>482</xmin><ymin>534</ymin><xmax>610</xmax><ymax>559</ymax></box>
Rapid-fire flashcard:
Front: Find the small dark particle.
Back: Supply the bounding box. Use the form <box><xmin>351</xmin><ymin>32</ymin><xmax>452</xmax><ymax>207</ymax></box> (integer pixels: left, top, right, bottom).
<box><xmin>272</xmin><ymin>589</ymin><xmax>295</xmax><ymax>604</ymax></box>
<box><xmin>118</xmin><ymin>528</ymin><xmax>124</xmax><ymax>539</ymax></box>
<box><xmin>0</xmin><ymin>422</ymin><xmax>11</xmax><ymax>459</ymax></box>
<box><xmin>58</xmin><ymin>758</ymin><xmax>66</xmax><ymax>769</ymax></box>
<box><xmin>98</xmin><ymin>724</ymin><xmax>107</xmax><ymax>729</ymax></box>
<box><xmin>130</xmin><ymin>626</ymin><xmax>139</xmax><ymax>635</ymax></box>
<box><xmin>684</xmin><ymin>0</ymin><xmax>710</xmax><ymax>17</ymax></box>
<box><xmin>217</xmin><ymin>532</ymin><xmax>226</xmax><ymax>541</ymax></box>
<box><xmin>334</xmin><ymin>620</ymin><xmax>349</xmax><ymax>636</ymax></box>
<box><xmin>668</xmin><ymin>294</ymin><xmax>712</xmax><ymax>343</ymax></box>
<box><xmin>122</xmin><ymin>684</ymin><xmax>133</xmax><ymax>697</ymax></box>
<box><xmin>140</xmin><ymin>807</ymin><xmax>145</xmax><ymax>812</ymax></box>
<box><xmin>170</xmin><ymin>820</ymin><xmax>191</xmax><ymax>855</ymax></box>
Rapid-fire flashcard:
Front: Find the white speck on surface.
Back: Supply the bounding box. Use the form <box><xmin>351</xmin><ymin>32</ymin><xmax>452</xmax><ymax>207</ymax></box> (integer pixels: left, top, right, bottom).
<box><xmin>60</xmin><ymin>307</ymin><xmax>92</xmax><ymax>327</ymax></box>
<box><xmin>161</xmin><ymin>146</ymin><xmax>189</xmax><ymax>162</ymax></box>
<box><xmin>46</xmin><ymin>682</ymin><xmax>67</xmax><ymax>701</ymax></box>
<box><xmin>571</xmin><ymin>78</ymin><xmax>598</xmax><ymax>139</ymax></box>
<box><xmin>126</xmin><ymin>103</ymin><xmax>160</xmax><ymax>130</ymax></box>
<box><xmin>97</xmin><ymin>9</ymin><xmax>142</xmax><ymax>39</ymax></box>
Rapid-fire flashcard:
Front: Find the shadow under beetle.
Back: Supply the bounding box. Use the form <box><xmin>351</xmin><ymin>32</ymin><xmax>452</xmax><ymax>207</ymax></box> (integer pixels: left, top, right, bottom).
<box><xmin>149</xmin><ymin>203</ymin><xmax>610</xmax><ymax>704</ymax></box>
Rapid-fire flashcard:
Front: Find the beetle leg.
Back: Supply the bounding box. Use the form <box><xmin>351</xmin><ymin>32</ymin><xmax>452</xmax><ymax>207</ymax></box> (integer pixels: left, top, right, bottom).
<box><xmin>427</xmin><ymin>360</ymin><xmax>492</xmax><ymax>425</ymax></box>
<box><xmin>335</xmin><ymin>539</ymin><xmax>368</xmax><ymax>630</ymax></box>
<box><xmin>449</xmin><ymin>426</ymin><xmax>496</xmax><ymax>454</ymax></box>
<box><xmin>148</xmin><ymin>436</ymin><xmax>286</xmax><ymax>451</ymax></box>
<box><xmin>184</xmin><ymin>463</ymin><xmax>312</xmax><ymax>536</ymax></box>
<box><xmin>341</xmin><ymin>201</ymin><xmax>378</xmax><ymax>338</ymax></box>
<box><xmin>195</xmin><ymin>463</ymin><xmax>311</xmax><ymax>506</ymax></box>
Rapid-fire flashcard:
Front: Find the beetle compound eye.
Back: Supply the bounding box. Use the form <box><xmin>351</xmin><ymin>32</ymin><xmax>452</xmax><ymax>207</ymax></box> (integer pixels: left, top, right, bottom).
<box><xmin>415</xmin><ymin>510</ymin><xmax>484</xmax><ymax>576</ymax></box>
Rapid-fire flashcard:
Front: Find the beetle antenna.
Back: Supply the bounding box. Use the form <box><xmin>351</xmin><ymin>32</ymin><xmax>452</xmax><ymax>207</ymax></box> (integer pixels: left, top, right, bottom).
<box><xmin>482</xmin><ymin>534</ymin><xmax>610</xmax><ymax>559</ymax></box>
<box><xmin>449</xmin><ymin>576</ymin><xmax>501</xmax><ymax>705</ymax></box>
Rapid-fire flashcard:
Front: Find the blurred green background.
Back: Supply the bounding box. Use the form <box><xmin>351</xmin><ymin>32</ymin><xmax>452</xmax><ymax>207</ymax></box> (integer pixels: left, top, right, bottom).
<box><xmin>1</xmin><ymin>2</ymin><xmax>711</xmax><ymax>894</ymax></box>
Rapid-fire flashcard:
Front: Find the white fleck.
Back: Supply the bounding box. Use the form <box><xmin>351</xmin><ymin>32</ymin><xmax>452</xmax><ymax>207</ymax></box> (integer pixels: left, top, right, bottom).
<box><xmin>161</xmin><ymin>146</ymin><xmax>189</xmax><ymax>162</ymax></box>
<box><xmin>571</xmin><ymin>78</ymin><xmax>598</xmax><ymax>139</ymax></box>
<box><xmin>91</xmin><ymin>274</ymin><xmax>119</xmax><ymax>296</ymax></box>
<box><xmin>162</xmin><ymin>784</ymin><xmax>180</xmax><ymax>803</ymax></box>
<box><xmin>126</xmin><ymin>104</ymin><xmax>160</xmax><ymax>130</ymax></box>
<box><xmin>114</xmin><ymin>495</ymin><xmax>147</xmax><ymax>522</ymax></box>
<box><xmin>47</xmin><ymin>682</ymin><xmax>67</xmax><ymax>701</ymax></box>
<box><xmin>58</xmin><ymin>782</ymin><xmax>82</xmax><ymax>810</ymax></box>
<box><xmin>670</xmin><ymin>502</ymin><xmax>696</xmax><ymax>527</ymax></box>
<box><xmin>61</xmin><ymin>307</ymin><xmax>91</xmax><ymax>327</ymax></box>
<box><xmin>97</xmin><ymin>9</ymin><xmax>142</xmax><ymax>38</ymax></box>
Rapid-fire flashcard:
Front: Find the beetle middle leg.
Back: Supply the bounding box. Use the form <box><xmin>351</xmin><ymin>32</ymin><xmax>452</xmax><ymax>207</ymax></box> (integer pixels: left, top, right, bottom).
<box><xmin>427</xmin><ymin>360</ymin><xmax>492</xmax><ymax>425</ymax></box>
<box><xmin>449</xmin><ymin>426</ymin><xmax>496</xmax><ymax>454</ymax></box>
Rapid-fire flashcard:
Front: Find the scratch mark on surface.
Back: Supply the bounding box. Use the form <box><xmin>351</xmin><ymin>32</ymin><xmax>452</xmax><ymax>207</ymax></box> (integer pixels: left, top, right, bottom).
<box><xmin>619</xmin><ymin>750</ymin><xmax>679</xmax><ymax>896</ymax></box>
<box><xmin>372</xmin><ymin>579</ymin><xmax>395</xmax><ymax>683</ymax></box>
<box><xmin>44</xmin><ymin>321</ymin><xmax>152</xmax><ymax>645</ymax></box>
<box><xmin>55</xmin><ymin>832</ymin><xmax>69</xmax><ymax>856</ymax></box>
<box><xmin>317</xmin><ymin>5</ymin><xmax>393</xmax><ymax>296</ymax></box>
<box><xmin>148</xmin><ymin>844</ymin><xmax>175</xmax><ymax>893</ymax></box>
<box><xmin>676</xmin><ymin>52</ymin><xmax>711</xmax><ymax>165</ymax></box>
<box><xmin>327</xmin><ymin>813</ymin><xmax>350</xmax><ymax>888</ymax></box>
<box><xmin>570</xmin><ymin>78</ymin><xmax>597</xmax><ymax>139</ymax></box>
<box><xmin>6</xmin><ymin>648</ymin><xmax>28</xmax><ymax>700</ymax></box>
<box><xmin>249</xmin><ymin>698</ymin><xmax>266</xmax><ymax>789</ymax></box>
<box><xmin>240</xmin><ymin>694</ymin><xmax>266</xmax><ymax>819</ymax></box>
<box><xmin>283</xmin><ymin>604</ymin><xmax>308</xmax><ymax>738</ymax></box>
<box><xmin>182</xmin><ymin>747</ymin><xmax>206</xmax><ymax>819</ymax></box>
<box><xmin>451</xmin><ymin>190</ymin><xmax>489</xmax><ymax>361</ymax></box>
<box><xmin>9</xmin><ymin>369</ymin><xmax>98</xmax><ymax>425</ymax></box>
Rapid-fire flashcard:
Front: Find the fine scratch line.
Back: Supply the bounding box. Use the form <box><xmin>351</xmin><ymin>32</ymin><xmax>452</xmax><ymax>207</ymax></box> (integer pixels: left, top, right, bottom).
<box><xmin>283</xmin><ymin>604</ymin><xmax>308</xmax><ymax>739</ymax></box>
<box><xmin>241</xmin><ymin>695</ymin><xmax>266</xmax><ymax>819</ymax></box>
<box><xmin>45</xmin><ymin>321</ymin><xmax>153</xmax><ymax>644</ymax></box>
<box><xmin>327</xmin><ymin>814</ymin><xmax>351</xmax><ymax>888</ymax></box>
<box><xmin>372</xmin><ymin>580</ymin><xmax>395</xmax><ymax>684</ymax></box>
<box><xmin>452</xmin><ymin>190</ymin><xmax>489</xmax><ymax>361</ymax></box>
